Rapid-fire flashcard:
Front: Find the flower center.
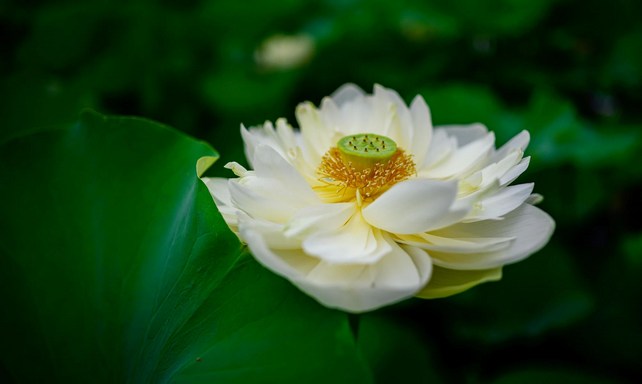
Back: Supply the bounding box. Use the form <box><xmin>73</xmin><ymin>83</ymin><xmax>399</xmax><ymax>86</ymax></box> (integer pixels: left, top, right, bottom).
<box><xmin>316</xmin><ymin>133</ymin><xmax>416</xmax><ymax>202</ymax></box>
<box><xmin>337</xmin><ymin>133</ymin><xmax>397</xmax><ymax>171</ymax></box>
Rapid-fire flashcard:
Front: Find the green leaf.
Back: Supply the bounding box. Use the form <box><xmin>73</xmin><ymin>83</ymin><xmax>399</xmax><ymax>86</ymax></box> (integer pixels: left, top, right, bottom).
<box><xmin>357</xmin><ymin>314</ymin><xmax>442</xmax><ymax>383</ymax></box>
<box><xmin>492</xmin><ymin>367</ymin><xmax>624</xmax><ymax>384</ymax></box>
<box><xmin>0</xmin><ymin>111</ymin><xmax>368</xmax><ymax>383</ymax></box>
<box><xmin>450</xmin><ymin>245</ymin><xmax>594</xmax><ymax>344</ymax></box>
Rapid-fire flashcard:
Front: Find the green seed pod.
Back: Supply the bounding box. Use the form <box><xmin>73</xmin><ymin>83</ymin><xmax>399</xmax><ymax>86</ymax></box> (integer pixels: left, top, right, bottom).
<box><xmin>337</xmin><ymin>133</ymin><xmax>397</xmax><ymax>171</ymax></box>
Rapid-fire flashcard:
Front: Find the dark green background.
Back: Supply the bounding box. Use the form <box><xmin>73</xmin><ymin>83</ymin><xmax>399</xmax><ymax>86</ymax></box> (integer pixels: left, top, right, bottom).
<box><xmin>1</xmin><ymin>0</ymin><xmax>641</xmax><ymax>382</ymax></box>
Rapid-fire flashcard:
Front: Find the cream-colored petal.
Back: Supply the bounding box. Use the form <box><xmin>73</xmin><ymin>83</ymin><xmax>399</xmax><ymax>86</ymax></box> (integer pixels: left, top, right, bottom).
<box><xmin>202</xmin><ymin>177</ymin><xmax>232</xmax><ymax>206</ymax></box>
<box><xmin>439</xmin><ymin>123</ymin><xmax>489</xmax><ymax>146</ymax></box>
<box><xmin>478</xmin><ymin>150</ymin><xmax>523</xmax><ymax>188</ymax></box>
<box><xmin>362</xmin><ymin>179</ymin><xmax>459</xmax><ymax>235</ymax></box>
<box><xmin>295</xmin><ymin>101</ymin><xmax>334</xmax><ymax>166</ymax></box>
<box><xmin>395</xmin><ymin>232</ymin><xmax>513</xmax><ymax>254</ymax></box>
<box><xmin>331</xmin><ymin>83</ymin><xmax>366</xmax><ymax>106</ymax></box>
<box><xmin>251</xmin><ymin>145</ymin><xmax>319</xmax><ymax>203</ymax></box>
<box><xmin>241</xmin><ymin>120</ymin><xmax>298</xmax><ymax>169</ymax></box>
<box><xmin>284</xmin><ymin>202</ymin><xmax>355</xmax><ymax>238</ymax></box>
<box><xmin>302</xmin><ymin>211</ymin><xmax>391</xmax><ymax>264</ymax></box>
<box><xmin>422</xmin><ymin>129</ymin><xmax>457</xmax><ymax>169</ymax></box>
<box><xmin>409</xmin><ymin>95</ymin><xmax>433</xmax><ymax>169</ymax></box>
<box><xmin>373</xmin><ymin>242</ymin><xmax>432</xmax><ymax>290</ymax></box>
<box><xmin>373</xmin><ymin>84</ymin><xmax>414</xmax><ymax>150</ymax></box>
<box><xmin>228</xmin><ymin>180</ymin><xmax>294</xmax><ymax>223</ymax></box>
<box><xmin>466</xmin><ymin>183</ymin><xmax>534</xmax><ymax>221</ymax></box>
<box><xmin>429</xmin><ymin>204</ymin><xmax>555</xmax><ymax>270</ymax></box>
<box><xmin>492</xmin><ymin>130</ymin><xmax>530</xmax><ymax>163</ymax></box>
<box><xmin>239</xmin><ymin>222</ymin><xmax>321</xmax><ymax>281</ymax></box>
<box><xmin>202</xmin><ymin>177</ymin><xmax>241</xmax><ymax>229</ymax></box>
<box><xmin>423</xmin><ymin>133</ymin><xmax>496</xmax><ymax>179</ymax></box>
<box><xmin>241</xmin><ymin>221</ymin><xmax>431</xmax><ymax>313</ymax></box>
<box><xmin>238</xmin><ymin>214</ymin><xmax>301</xmax><ymax>250</ymax></box>
<box><xmin>295</xmin><ymin>238</ymin><xmax>431</xmax><ymax>313</ymax></box>
<box><xmin>500</xmin><ymin>157</ymin><xmax>530</xmax><ymax>186</ymax></box>
<box><xmin>229</xmin><ymin>146</ymin><xmax>319</xmax><ymax>223</ymax></box>
<box><xmin>416</xmin><ymin>265</ymin><xmax>502</xmax><ymax>299</ymax></box>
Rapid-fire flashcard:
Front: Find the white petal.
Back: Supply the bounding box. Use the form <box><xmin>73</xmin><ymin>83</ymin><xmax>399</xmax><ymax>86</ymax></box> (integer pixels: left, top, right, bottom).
<box><xmin>526</xmin><ymin>193</ymin><xmax>544</xmax><ymax>205</ymax></box>
<box><xmin>202</xmin><ymin>177</ymin><xmax>232</xmax><ymax>206</ymax></box>
<box><xmin>331</xmin><ymin>83</ymin><xmax>366</xmax><ymax>106</ymax></box>
<box><xmin>429</xmin><ymin>204</ymin><xmax>555</xmax><ymax>270</ymax></box>
<box><xmin>242</xmin><ymin>224</ymin><xmax>432</xmax><ymax>313</ymax></box>
<box><xmin>439</xmin><ymin>123</ymin><xmax>489</xmax><ymax>146</ymax></box>
<box><xmin>251</xmin><ymin>145</ymin><xmax>318</xmax><ymax>203</ymax></box>
<box><xmin>228</xmin><ymin>180</ymin><xmax>293</xmax><ymax>223</ymax></box>
<box><xmin>202</xmin><ymin>177</ymin><xmax>241</xmax><ymax>229</ymax></box>
<box><xmin>409</xmin><ymin>95</ymin><xmax>433</xmax><ymax>169</ymax></box>
<box><xmin>500</xmin><ymin>157</ymin><xmax>530</xmax><ymax>186</ymax></box>
<box><xmin>241</xmin><ymin>120</ymin><xmax>298</xmax><ymax>169</ymax></box>
<box><xmin>466</xmin><ymin>183</ymin><xmax>534</xmax><ymax>221</ymax></box>
<box><xmin>396</xmin><ymin>232</ymin><xmax>513</xmax><ymax>254</ymax></box>
<box><xmin>373</xmin><ymin>242</ymin><xmax>432</xmax><ymax>290</ymax></box>
<box><xmin>416</xmin><ymin>265</ymin><xmax>502</xmax><ymax>299</ymax></box>
<box><xmin>295</xmin><ymin>238</ymin><xmax>432</xmax><ymax>313</ymax></box>
<box><xmin>478</xmin><ymin>150</ymin><xmax>522</xmax><ymax>187</ymax></box>
<box><xmin>302</xmin><ymin>211</ymin><xmax>391</xmax><ymax>264</ymax></box>
<box><xmin>423</xmin><ymin>132</ymin><xmax>496</xmax><ymax>179</ymax></box>
<box><xmin>284</xmin><ymin>202</ymin><xmax>355</xmax><ymax>238</ymax></box>
<box><xmin>295</xmin><ymin>102</ymin><xmax>334</xmax><ymax>166</ymax></box>
<box><xmin>239</xmin><ymin>214</ymin><xmax>301</xmax><ymax>250</ymax></box>
<box><xmin>421</xmin><ymin>129</ymin><xmax>457</xmax><ymax>169</ymax></box>
<box><xmin>229</xmin><ymin>146</ymin><xmax>319</xmax><ymax>223</ymax></box>
<box><xmin>240</xmin><ymin>222</ymin><xmax>320</xmax><ymax>281</ymax></box>
<box><xmin>492</xmin><ymin>130</ymin><xmax>530</xmax><ymax>163</ymax></box>
<box><xmin>362</xmin><ymin>179</ymin><xmax>459</xmax><ymax>235</ymax></box>
<box><xmin>373</xmin><ymin>84</ymin><xmax>413</xmax><ymax>150</ymax></box>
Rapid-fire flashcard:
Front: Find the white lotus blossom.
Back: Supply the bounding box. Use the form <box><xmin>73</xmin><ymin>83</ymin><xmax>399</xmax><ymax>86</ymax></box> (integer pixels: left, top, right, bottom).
<box><xmin>203</xmin><ymin>84</ymin><xmax>555</xmax><ymax>313</ymax></box>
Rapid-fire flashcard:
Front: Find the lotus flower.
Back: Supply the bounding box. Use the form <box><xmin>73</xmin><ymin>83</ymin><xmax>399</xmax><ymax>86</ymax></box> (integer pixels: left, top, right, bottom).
<box><xmin>203</xmin><ymin>84</ymin><xmax>555</xmax><ymax>313</ymax></box>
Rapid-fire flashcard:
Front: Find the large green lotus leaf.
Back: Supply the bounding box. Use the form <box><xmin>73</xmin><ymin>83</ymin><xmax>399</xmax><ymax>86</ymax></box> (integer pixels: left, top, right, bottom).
<box><xmin>491</xmin><ymin>367</ymin><xmax>625</xmax><ymax>384</ymax></box>
<box><xmin>0</xmin><ymin>111</ymin><xmax>368</xmax><ymax>383</ymax></box>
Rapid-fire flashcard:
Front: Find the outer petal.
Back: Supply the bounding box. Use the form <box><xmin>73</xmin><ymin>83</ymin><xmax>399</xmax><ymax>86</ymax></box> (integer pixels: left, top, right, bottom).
<box><xmin>422</xmin><ymin>129</ymin><xmax>457</xmax><ymax>169</ymax></box>
<box><xmin>284</xmin><ymin>202</ymin><xmax>355</xmax><ymax>238</ymax></box>
<box><xmin>362</xmin><ymin>179</ymin><xmax>459</xmax><ymax>235</ymax></box>
<box><xmin>302</xmin><ymin>211</ymin><xmax>391</xmax><ymax>264</ymax></box>
<box><xmin>241</xmin><ymin>223</ymin><xmax>432</xmax><ymax>313</ymax></box>
<box><xmin>429</xmin><ymin>204</ymin><xmax>555</xmax><ymax>270</ymax></box>
<box><xmin>241</xmin><ymin>119</ymin><xmax>298</xmax><ymax>169</ymax></box>
<box><xmin>439</xmin><ymin>123</ymin><xmax>489</xmax><ymax>146</ymax></box>
<box><xmin>465</xmin><ymin>183</ymin><xmax>535</xmax><ymax>221</ymax></box>
<box><xmin>416</xmin><ymin>265</ymin><xmax>502</xmax><ymax>299</ymax></box>
<box><xmin>229</xmin><ymin>145</ymin><xmax>319</xmax><ymax>223</ymax></box>
<box><xmin>373</xmin><ymin>84</ymin><xmax>414</xmax><ymax>150</ymax></box>
<box><xmin>395</xmin><ymin>232</ymin><xmax>513</xmax><ymax>254</ymax></box>
<box><xmin>331</xmin><ymin>83</ymin><xmax>366</xmax><ymax>106</ymax></box>
<box><xmin>296</xmin><ymin>239</ymin><xmax>432</xmax><ymax>313</ymax></box>
<box><xmin>492</xmin><ymin>130</ymin><xmax>530</xmax><ymax>163</ymax></box>
<box><xmin>422</xmin><ymin>133</ymin><xmax>495</xmax><ymax>179</ymax></box>
<box><xmin>409</xmin><ymin>95</ymin><xmax>433</xmax><ymax>169</ymax></box>
<box><xmin>202</xmin><ymin>177</ymin><xmax>241</xmax><ymax>229</ymax></box>
<box><xmin>295</xmin><ymin>102</ymin><xmax>335</xmax><ymax>167</ymax></box>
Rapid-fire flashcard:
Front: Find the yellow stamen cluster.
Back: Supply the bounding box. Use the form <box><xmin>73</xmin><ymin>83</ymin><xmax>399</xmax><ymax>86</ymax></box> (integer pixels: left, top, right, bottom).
<box><xmin>317</xmin><ymin>146</ymin><xmax>416</xmax><ymax>202</ymax></box>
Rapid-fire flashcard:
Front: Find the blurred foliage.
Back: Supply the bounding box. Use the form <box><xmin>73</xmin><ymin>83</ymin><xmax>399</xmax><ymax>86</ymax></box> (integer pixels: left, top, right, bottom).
<box><xmin>1</xmin><ymin>0</ymin><xmax>641</xmax><ymax>382</ymax></box>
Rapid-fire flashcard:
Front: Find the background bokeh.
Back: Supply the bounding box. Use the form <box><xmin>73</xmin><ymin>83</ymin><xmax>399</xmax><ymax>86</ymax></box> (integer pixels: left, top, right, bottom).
<box><xmin>2</xmin><ymin>0</ymin><xmax>642</xmax><ymax>382</ymax></box>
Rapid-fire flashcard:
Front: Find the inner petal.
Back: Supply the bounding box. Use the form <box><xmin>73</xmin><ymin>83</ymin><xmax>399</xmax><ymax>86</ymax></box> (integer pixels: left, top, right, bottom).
<box><xmin>302</xmin><ymin>210</ymin><xmax>391</xmax><ymax>264</ymax></box>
